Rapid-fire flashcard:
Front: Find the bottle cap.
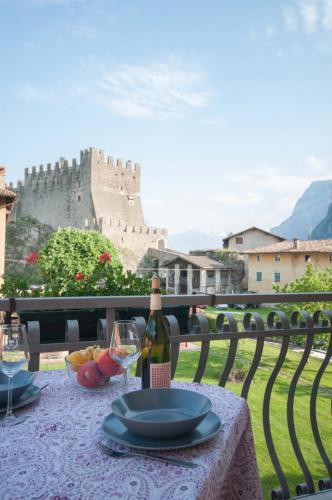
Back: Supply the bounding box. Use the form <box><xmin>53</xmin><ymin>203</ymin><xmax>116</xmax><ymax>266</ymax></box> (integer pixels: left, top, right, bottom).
<box><xmin>151</xmin><ymin>275</ymin><xmax>160</xmax><ymax>289</ymax></box>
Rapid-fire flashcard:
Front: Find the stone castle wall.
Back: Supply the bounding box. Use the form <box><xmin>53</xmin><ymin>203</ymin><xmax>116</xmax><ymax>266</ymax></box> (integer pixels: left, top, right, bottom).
<box><xmin>11</xmin><ymin>147</ymin><xmax>167</xmax><ymax>268</ymax></box>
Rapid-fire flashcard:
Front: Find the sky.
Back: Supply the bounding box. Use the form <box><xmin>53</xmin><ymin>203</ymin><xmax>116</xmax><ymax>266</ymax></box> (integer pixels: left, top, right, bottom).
<box><xmin>1</xmin><ymin>0</ymin><xmax>332</xmax><ymax>241</ymax></box>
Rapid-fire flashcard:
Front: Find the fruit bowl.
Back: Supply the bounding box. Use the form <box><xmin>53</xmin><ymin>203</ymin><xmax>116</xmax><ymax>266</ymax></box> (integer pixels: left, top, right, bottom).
<box><xmin>65</xmin><ymin>346</ymin><xmax>124</xmax><ymax>391</ymax></box>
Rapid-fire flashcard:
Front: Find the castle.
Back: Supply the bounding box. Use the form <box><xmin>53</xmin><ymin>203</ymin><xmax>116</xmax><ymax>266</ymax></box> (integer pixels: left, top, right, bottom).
<box><xmin>10</xmin><ymin>147</ymin><xmax>167</xmax><ymax>267</ymax></box>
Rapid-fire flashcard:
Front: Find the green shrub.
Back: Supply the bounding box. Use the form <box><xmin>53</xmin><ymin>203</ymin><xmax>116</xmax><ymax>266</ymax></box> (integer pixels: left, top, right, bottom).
<box><xmin>1</xmin><ymin>228</ymin><xmax>151</xmax><ymax>298</ymax></box>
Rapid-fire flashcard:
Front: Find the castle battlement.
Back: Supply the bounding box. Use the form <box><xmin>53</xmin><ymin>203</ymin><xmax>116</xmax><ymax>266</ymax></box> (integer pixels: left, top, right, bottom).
<box><xmin>16</xmin><ymin>147</ymin><xmax>141</xmax><ymax>191</ymax></box>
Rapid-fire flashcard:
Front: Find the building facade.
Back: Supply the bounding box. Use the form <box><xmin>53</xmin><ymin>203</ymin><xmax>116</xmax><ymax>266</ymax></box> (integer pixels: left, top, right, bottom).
<box><xmin>246</xmin><ymin>239</ymin><xmax>332</xmax><ymax>293</ymax></box>
<box><xmin>223</xmin><ymin>227</ymin><xmax>285</xmax><ymax>289</ymax></box>
<box><xmin>10</xmin><ymin>148</ymin><xmax>167</xmax><ymax>267</ymax></box>
<box><xmin>162</xmin><ymin>255</ymin><xmax>232</xmax><ymax>295</ymax></box>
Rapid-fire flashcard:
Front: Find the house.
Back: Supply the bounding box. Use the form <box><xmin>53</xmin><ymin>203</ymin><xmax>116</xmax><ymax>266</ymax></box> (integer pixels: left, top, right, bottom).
<box><xmin>0</xmin><ymin>167</ymin><xmax>16</xmax><ymax>287</ymax></box>
<box><xmin>223</xmin><ymin>226</ymin><xmax>285</xmax><ymax>289</ymax></box>
<box><xmin>162</xmin><ymin>254</ymin><xmax>232</xmax><ymax>295</ymax></box>
<box><xmin>245</xmin><ymin>238</ymin><xmax>332</xmax><ymax>293</ymax></box>
<box><xmin>223</xmin><ymin>226</ymin><xmax>285</xmax><ymax>252</ymax></box>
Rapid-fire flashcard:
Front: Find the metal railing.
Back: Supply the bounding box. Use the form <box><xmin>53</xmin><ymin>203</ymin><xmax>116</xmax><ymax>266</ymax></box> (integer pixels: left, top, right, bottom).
<box><xmin>1</xmin><ymin>291</ymin><xmax>332</xmax><ymax>499</ymax></box>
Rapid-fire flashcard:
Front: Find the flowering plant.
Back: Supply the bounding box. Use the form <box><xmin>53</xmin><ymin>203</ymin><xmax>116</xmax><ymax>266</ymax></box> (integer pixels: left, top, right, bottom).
<box><xmin>1</xmin><ymin>228</ymin><xmax>151</xmax><ymax>298</ymax></box>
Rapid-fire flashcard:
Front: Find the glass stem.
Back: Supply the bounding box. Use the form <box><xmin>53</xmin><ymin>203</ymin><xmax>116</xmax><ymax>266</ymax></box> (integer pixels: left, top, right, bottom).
<box><xmin>6</xmin><ymin>376</ymin><xmax>14</xmax><ymax>418</ymax></box>
<box><xmin>123</xmin><ymin>368</ymin><xmax>128</xmax><ymax>392</ymax></box>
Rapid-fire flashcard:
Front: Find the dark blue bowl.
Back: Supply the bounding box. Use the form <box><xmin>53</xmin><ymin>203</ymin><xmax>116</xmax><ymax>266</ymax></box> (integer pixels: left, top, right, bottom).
<box><xmin>112</xmin><ymin>388</ymin><xmax>212</xmax><ymax>438</ymax></box>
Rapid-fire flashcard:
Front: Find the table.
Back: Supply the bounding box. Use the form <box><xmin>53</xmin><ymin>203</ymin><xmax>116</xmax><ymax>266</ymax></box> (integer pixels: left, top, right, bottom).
<box><xmin>1</xmin><ymin>371</ymin><xmax>263</xmax><ymax>500</ymax></box>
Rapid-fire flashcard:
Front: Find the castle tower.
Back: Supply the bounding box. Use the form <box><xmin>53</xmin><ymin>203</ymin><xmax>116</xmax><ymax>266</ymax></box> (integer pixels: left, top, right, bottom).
<box><xmin>11</xmin><ymin>147</ymin><xmax>167</xmax><ymax>268</ymax></box>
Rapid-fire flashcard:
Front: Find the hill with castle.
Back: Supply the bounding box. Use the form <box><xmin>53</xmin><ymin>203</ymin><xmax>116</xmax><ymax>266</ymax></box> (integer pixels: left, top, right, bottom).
<box><xmin>10</xmin><ymin>147</ymin><xmax>167</xmax><ymax>269</ymax></box>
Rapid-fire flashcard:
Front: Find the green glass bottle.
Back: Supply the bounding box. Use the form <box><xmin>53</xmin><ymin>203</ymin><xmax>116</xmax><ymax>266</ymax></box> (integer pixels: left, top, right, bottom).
<box><xmin>141</xmin><ymin>276</ymin><xmax>171</xmax><ymax>389</ymax></box>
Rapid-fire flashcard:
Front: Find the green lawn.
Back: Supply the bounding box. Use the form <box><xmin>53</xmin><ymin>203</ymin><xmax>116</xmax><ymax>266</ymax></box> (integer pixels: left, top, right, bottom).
<box><xmin>174</xmin><ymin>338</ymin><xmax>332</xmax><ymax>499</ymax></box>
<box><xmin>206</xmin><ymin>305</ymin><xmax>273</xmax><ymax>322</ymax></box>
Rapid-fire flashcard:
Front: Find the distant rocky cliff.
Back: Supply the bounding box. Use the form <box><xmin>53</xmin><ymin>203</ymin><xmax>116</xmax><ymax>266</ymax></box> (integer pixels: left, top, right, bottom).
<box><xmin>309</xmin><ymin>202</ymin><xmax>332</xmax><ymax>239</ymax></box>
<box><xmin>272</xmin><ymin>180</ymin><xmax>332</xmax><ymax>239</ymax></box>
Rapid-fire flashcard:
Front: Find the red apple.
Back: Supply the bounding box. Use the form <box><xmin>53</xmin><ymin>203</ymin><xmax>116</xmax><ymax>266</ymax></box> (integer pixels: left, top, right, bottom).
<box><xmin>77</xmin><ymin>361</ymin><xmax>103</xmax><ymax>388</ymax></box>
<box><xmin>97</xmin><ymin>349</ymin><xmax>124</xmax><ymax>377</ymax></box>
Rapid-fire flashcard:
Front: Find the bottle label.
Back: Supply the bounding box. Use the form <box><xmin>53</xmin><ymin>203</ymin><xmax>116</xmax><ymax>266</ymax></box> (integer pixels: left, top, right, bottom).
<box><xmin>150</xmin><ymin>361</ymin><xmax>171</xmax><ymax>389</ymax></box>
<box><xmin>150</xmin><ymin>293</ymin><xmax>161</xmax><ymax>311</ymax></box>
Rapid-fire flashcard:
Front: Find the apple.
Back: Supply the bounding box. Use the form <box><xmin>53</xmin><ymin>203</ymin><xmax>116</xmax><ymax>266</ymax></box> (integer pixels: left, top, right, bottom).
<box><xmin>97</xmin><ymin>349</ymin><xmax>124</xmax><ymax>377</ymax></box>
<box><xmin>77</xmin><ymin>361</ymin><xmax>103</xmax><ymax>388</ymax></box>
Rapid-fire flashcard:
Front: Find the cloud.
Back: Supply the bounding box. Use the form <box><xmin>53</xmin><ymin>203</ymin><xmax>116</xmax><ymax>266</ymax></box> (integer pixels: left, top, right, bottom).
<box><xmin>64</xmin><ymin>23</ymin><xmax>98</xmax><ymax>39</ymax></box>
<box><xmin>282</xmin><ymin>0</ymin><xmax>332</xmax><ymax>34</ymax></box>
<box><xmin>94</xmin><ymin>61</ymin><xmax>211</xmax><ymax>121</ymax></box>
<box><xmin>322</xmin><ymin>0</ymin><xmax>332</xmax><ymax>28</ymax></box>
<box><xmin>298</xmin><ymin>0</ymin><xmax>319</xmax><ymax>33</ymax></box>
<box><xmin>14</xmin><ymin>84</ymin><xmax>61</xmax><ymax>103</ymax></box>
<box><xmin>265</xmin><ymin>25</ymin><xmax>277</xmax><ymax>36</ymax></box>
<box><xmin>282</xmin><ymin>6</ymin><xmax>299</xmax><ymax>31</ymax></box>
<box><xmin>202</xmin><ymin>115</ymin><xmax>227</xmax><ymax>126</ymax></box>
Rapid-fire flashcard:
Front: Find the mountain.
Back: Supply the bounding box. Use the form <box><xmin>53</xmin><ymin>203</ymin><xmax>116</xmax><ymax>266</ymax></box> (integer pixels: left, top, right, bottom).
<box><xmin>272</xmin><ymin>180</ymin><xmax>332</xmax><ymax>239</ymax></box>
<box><xmin>168</xmin><ymin>230</ymin><xmax>221</xmax><ymax>253</ymax></box>
<box><xmin>309</xmin><ymin>202</ymin><xmax>332</xmax><ymax>239</ymax></box>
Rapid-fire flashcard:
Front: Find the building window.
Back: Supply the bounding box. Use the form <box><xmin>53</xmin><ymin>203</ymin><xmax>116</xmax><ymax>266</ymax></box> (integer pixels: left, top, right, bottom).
<box><xmin>256</xmin><ymin>272</ymin><xmax>262</xmax><ymax>282</ymax></box>
<box><xmin>305</xmin><ymin>255</ymin><xmax>311</xmax><ymax>262</ymax></box>
<box><xmin>275</xmin><ymin>255</ymin><xmax>281</xmax><ymax>262</ymax></box>
<box><xmin>207</xmin><ymin>271</ymin><xmax>215</xmax><ymax>279</ymax></box>
<box><xmin>77</xmin><ymin>195</ymin><xmax>81</xmax><ymax>202</ymax></box>
<box><xmin>168</xmin><ymin>271</ymin><xmax>175</xmax><ymax>287</ymax></box>
<box><xmin>274</xmin><ymin>272</ymin><xmax>281</xmax><ymax>283</ymax></box>
<box><xmin>193</xmin><ymin>270</ymin><xmax>200</xmax><ymax>288</ymax></box>
<box><xmin>329</xmin><ymin>255</ymin><xmax>332</xmax><ymax>262</ymax></box>
<box><xmin>256</xmin><ymin>255</ymin><xmax>260</xmax><ymax>262</ymax></box>
<box><xmin>235</xmin><ymin>237</ymin><xmax>243</xmax><ymax>244</ymax></box>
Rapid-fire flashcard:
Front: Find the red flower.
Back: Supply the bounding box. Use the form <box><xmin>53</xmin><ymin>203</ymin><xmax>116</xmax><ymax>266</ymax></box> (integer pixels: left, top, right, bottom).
<box><xmin>75</xmin><ymin>272</ymin><xmax>84</xmax><ymax>281</ymax></box>
<box><xmin>26</xmin><ymin>252</ymin><xmax>39</xmax><ymax>264</ymax></box>
<box><xmin>98</xmin><ymin>251</ymin><xmax>111</xmax><ymax>264</ymax></box>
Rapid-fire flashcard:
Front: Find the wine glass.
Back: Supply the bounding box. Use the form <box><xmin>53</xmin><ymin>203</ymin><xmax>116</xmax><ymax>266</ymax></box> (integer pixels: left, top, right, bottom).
<box><xmin>109</xmin><ymin>320</ymin><xmax>141</xmax><ymax>392</ymax></box>
<box><xmin>0</xmin><ymin>324</ymin><xmax>29</xmax><ymax>427</ymax></box>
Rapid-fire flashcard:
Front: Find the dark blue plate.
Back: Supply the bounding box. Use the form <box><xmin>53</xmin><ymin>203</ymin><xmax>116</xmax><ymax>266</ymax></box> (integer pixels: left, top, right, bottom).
<box><xmin>0</xmin><ymin>371</ymin><xmax>36</xmax><ymax>405</ymax></box>
<box><xmin>102</xmin><ymin>411</ymin><xmax>221</xmax><ymax>450</ymax></box>
<box><xmin>0</xmin><ymin>384</ymin><xmax>40</xmax><ymax>413</ymax></box>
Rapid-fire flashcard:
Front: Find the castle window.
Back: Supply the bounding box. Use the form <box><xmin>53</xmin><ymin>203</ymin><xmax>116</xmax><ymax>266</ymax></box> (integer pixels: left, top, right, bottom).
<box><xmin>77</xmin><ymin>195</ymin><xmax>81</xmax><ymax>202</ymax></box>
<box><xmin>274</xmin><ymin>272</ymin><xmax>281</xmax><ymax>283</ymax></box>
<box><xmin>235</xmin><ymin>237</ymin><xmax>243</xmax><ymax>244</ymax></box>
<box><xmin>329</xmin><ymin>255</ymin><xmax>332</xmax><ymax>262</ymax></box>
<box><xmin>256</xmin><ymin>272</ymin><xmax>262</xmax><ymax>282</ymax></box>
<box><xmin>256</xmin><ymin>255</ymin><xmax>260</xmax><ymax>262</ymax></box>
<box><xmin>275</xmin><ymin>254</ymin><xmax>281</xmax><ymax>262</ymax></box>
<box><xmin>305</xmin><ymin>255</ymin><xmax>311</xmax><ymax>262</ymax></box>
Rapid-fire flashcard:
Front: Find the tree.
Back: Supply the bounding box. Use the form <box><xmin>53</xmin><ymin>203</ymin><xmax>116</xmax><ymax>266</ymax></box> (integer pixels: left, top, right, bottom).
<box><xmin>5</xmin><ymin>216</ymin><xmax>54</xmax><ymax>279</ymax></box>
<box><xmin>274</xmin><ymin>263</ymin><xmax>332</xmax><ymax>348</ymax></box>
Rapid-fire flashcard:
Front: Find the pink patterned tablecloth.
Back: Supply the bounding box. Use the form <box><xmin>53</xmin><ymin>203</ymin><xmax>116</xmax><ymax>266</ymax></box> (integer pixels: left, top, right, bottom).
<box><xmin>0</xmin><ymin>371</ymin><xmax>263</xmax><ymax>500</ymax></box>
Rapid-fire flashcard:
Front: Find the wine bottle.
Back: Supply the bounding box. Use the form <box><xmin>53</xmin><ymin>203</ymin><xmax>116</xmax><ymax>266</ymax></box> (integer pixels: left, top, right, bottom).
<box><xmin>141</xmin><ymin>275</ymin><xmax>171</xmax><ymax>389</ymax></box>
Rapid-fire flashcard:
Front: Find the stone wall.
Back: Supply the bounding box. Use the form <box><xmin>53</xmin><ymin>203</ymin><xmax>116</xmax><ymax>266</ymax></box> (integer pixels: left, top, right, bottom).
<box><xmin>10</xmin><ymin>147</ymin><xmax>167</xmax><ymax>269</ymax></box>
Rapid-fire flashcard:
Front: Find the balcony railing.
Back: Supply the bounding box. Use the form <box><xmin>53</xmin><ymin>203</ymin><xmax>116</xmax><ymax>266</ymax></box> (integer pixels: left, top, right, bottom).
<box><xmin>1</xmin><ymin>292</ymin><xmax>331</xmax><ymax>499</ymax></box>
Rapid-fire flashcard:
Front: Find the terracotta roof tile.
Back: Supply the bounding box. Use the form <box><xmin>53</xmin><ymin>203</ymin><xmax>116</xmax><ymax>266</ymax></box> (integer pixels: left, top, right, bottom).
<box><xmin>245</xmin><ymin>239</ymin><xmax>332</xmax><ymax>254</ymax></box>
